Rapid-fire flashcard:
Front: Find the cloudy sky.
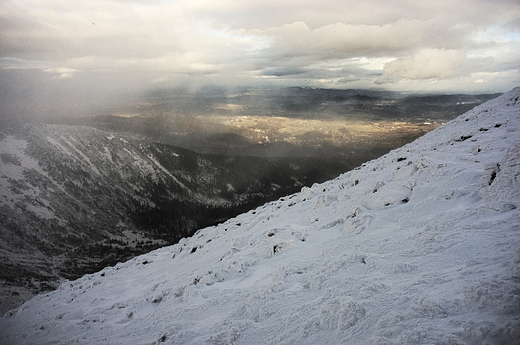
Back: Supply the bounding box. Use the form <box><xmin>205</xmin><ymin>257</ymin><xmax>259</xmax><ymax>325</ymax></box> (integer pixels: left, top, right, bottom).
<box><xmin>1</xmin><ymin>0</ymin><xmax>519</xmax><ymax>117</ymax></box>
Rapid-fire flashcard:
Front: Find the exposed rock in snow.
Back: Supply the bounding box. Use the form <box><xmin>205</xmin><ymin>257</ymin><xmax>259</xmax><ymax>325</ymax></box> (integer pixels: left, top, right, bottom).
<box><xmin>1</xmin><ymin>88</ymin><xmax>519</xmax><ymax>345</ymax></box>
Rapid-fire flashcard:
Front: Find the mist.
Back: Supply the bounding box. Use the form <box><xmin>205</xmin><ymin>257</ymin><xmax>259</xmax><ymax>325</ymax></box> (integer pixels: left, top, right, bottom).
<box><xmin>0</xmin><ymin>69</ymin><xmax>161</xmax><ymax>122</ymax></box>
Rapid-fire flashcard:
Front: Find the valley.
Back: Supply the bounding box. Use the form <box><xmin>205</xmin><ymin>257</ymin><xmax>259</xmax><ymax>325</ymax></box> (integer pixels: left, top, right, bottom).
<box><xmin>66</xmin><ymin>87</ymin><xmax>498</xmax><ymax>158</ymax></box>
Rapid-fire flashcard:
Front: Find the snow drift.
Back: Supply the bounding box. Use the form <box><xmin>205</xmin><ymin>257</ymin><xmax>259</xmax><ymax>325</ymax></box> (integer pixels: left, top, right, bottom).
<box><xmin>1</xmin><ymin>88</ymin><xmax>519</xmax><ymax>345</ymax></box>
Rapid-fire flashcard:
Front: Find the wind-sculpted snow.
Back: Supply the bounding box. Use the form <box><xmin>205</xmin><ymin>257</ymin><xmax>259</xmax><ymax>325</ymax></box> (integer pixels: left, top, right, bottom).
<box><xmin>1</xmin><ymin>88</ymin><xmax>519</xmax><ymax>344</ymax></box>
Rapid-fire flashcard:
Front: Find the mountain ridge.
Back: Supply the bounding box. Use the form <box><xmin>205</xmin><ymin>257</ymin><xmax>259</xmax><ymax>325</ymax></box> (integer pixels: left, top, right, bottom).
<box><xmin>1</xmin><ymin>123</ymin><xmax>353</xmax><ymax>313</ymax></box>
<box><xmin>1</xmin><ymin>88</ymin><xmax>519</xmax><ymax>344</ymax></box>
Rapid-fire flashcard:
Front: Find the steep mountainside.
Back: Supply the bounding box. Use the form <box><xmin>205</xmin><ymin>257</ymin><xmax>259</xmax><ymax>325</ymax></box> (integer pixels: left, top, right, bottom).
<box><xmin>0</xmin><ymin>124</ymin><xmax>348</xmax><ymax>313</ymax></box>
<box><xmin>1</xmin><ymin>89</ymin><xmax>518</xmax><ymax>344</ymax></box>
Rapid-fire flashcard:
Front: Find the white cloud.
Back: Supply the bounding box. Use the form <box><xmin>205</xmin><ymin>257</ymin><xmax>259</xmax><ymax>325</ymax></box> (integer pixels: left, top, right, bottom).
<box><xmin>375</xmin><ymin>49</ymin><xmax>480</xmax><ymax>84</ymax></box>
<box><xmin>43</xmin><ymin>67</ymin><xmax>78</xmax><ymax>79</ymax></box>
<box><xmin>336</xmin><ymin>75</ymin><xmax>360</xmax><ymax>84</ymax></box>
<box><xmin>0</xmin><ymin>0</ymin><xmax>518</xmax><ymax>93</ymax></box>
<box><xmin>0</xmin><ymin>57</ymin><xmax>49</xmax><ymax>70</ymax></box>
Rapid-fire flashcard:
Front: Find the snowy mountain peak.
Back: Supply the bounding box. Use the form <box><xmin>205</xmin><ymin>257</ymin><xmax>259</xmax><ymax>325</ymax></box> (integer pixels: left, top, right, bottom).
<box><xmin>1</xmin><ymin>88</ymin><xmax>519</xmax><ymax>345</ymax></box>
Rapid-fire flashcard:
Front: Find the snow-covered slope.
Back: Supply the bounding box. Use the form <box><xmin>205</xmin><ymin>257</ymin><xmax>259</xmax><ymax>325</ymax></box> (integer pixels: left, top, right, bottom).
<box><xmin>1</xmin><ymin>88</ymin><xmax>519</xmax><ymax>345</ymax></box>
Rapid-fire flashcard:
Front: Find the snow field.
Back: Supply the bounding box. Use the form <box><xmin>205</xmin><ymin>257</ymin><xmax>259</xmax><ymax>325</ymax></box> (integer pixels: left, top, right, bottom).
<box><xmin>0</xmin><ymin>88</ymin><xmax>519</xmax><ymax>345</ymax></box>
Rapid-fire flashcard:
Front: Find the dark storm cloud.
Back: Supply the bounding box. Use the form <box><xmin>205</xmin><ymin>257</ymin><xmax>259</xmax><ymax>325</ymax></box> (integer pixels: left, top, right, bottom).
<box><xmin>261</xmin><ymin>67</ymin><xmax>307</xmax><ymax>77</ymax></box>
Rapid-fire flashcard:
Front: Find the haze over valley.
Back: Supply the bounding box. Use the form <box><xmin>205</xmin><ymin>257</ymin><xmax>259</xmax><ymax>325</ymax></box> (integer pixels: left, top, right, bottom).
<box><xmin>64</xmin><ymin>86</ymin><xmax>500</xmax><ymax>157</ymax></box>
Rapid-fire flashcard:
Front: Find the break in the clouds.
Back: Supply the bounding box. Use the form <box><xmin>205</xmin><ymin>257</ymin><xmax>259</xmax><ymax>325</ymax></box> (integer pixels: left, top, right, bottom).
<box><xmin>0</xmin><ymin>0</ymin><xmax>519</xmax><ymax>104</ymax></box>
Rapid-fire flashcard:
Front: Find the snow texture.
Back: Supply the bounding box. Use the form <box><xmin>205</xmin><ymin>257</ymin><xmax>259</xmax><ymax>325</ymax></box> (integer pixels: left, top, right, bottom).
<box><xmin>1</xmin><ymin>88</ymin><xmax>519</xmax><ymax>345</ymax></box>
